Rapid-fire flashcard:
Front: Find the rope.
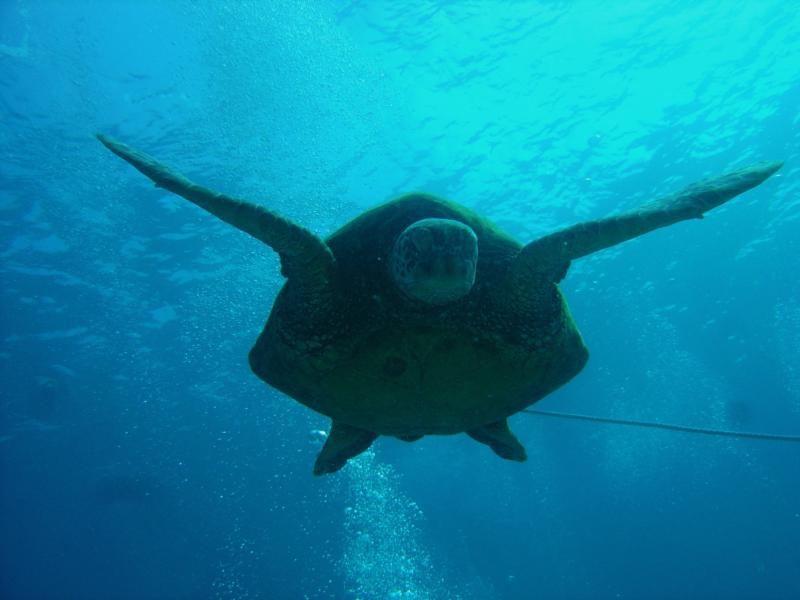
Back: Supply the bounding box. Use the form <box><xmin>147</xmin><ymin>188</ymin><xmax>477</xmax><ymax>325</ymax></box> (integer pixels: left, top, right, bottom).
<box><xmin>521</xmin><ymin>408</ymin><xmax>800</xmax><ymax>442</ymax></box>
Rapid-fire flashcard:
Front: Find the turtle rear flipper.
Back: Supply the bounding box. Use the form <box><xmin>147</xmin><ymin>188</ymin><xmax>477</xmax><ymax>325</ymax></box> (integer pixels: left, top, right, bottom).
<box><xmin>313</xmin><ymin>421</ymin><xmax>378</xmax><ymax>476</ymax></box>
<box><xmin>468</xmin><ymin>419</ymin><xmax>527</xmax><ymax>462</ymax></box>
<box><xmin>512</xmin><ymin>161</ymin><xmax>783</xmax><ymax>285</ymax></box>
<box><xmin>97</xmin><ymin>134</ymin><xmax>335</xmax><ymax>293</ymax></box>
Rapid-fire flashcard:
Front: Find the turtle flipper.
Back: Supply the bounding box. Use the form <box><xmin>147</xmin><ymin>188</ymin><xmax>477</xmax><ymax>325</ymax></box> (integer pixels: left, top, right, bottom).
<box><xmin>467</xmin><ymin>419</ymin><xmax>527</xmax><ymax>462</ymax></box>
<box><xmin>313</xmin><ymin>421</ymin><xmax>378</xmax><ymax>475</ymax></box>
<box><xmin>512</xmin><ymin>161</ymin><xmax>783</xmax><ymax>283</ymax></box>
<box><xmin>97</xmin><ymin>134</ymin><xmax>335</xmax><ymax>292</ymax></box>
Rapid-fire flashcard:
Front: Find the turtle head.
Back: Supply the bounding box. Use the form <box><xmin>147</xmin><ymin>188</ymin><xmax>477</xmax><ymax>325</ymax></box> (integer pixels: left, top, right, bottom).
<box><xmin>390</xmin><ymin>218</ymin><xmax>478</xmax><ymax>304</ymax></box>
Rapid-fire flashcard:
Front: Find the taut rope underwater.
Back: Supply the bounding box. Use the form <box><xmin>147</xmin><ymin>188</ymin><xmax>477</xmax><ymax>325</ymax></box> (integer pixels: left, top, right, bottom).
<box><xmin>522</xmin><ymin>408</ymin><xmax>800</xmax><ymax>442</ymax></box>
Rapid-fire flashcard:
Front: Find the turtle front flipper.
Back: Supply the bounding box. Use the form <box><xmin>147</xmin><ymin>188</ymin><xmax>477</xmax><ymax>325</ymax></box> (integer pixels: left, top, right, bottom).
<box><xmin>467</xmin><ymin>419</ymin><xmax>527</xmax><ymax>462</ymax></box>
<box><xmin>97</xmin><ymin>134</ymin><xmax>335</xmax><ymax>292</ymax></box>
<box><xmin>512</xmin><ymin>161</ymin><xmax>783</xmax><ymax>284</ymax></box>
<box><xmin>313</xmin><ymin>421</ymin><xmax>378</xmax><ymax>476</ymax></box>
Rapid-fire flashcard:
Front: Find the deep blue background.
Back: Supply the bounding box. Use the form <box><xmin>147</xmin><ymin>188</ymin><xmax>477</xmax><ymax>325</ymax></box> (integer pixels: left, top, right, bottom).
<box><xmin>1</xmin><ymin>2</ymin><xmax>798</xmax><ymax>598</ymax></box>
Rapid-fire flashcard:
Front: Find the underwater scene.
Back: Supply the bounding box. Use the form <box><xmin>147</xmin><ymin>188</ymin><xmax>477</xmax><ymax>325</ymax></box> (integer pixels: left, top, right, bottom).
<box><xmin>1</xmin><ymin>1</ymin><xmax>799</xmax><ymax>598</ymax></box>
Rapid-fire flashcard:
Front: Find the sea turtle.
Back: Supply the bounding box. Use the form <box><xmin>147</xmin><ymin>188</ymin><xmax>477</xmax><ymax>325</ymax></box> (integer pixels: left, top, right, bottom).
<box><xmin>97</xmin><ymin>134</ymin><xmax>782</xmax><ymax>475</ymax></box>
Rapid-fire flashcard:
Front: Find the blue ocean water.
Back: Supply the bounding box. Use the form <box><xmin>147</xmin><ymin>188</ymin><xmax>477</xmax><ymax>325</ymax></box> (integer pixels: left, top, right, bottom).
<box><xmin>1</xmin><ymin>1</ymin><xmax>799</xmax><ymax>598</ymax></box>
